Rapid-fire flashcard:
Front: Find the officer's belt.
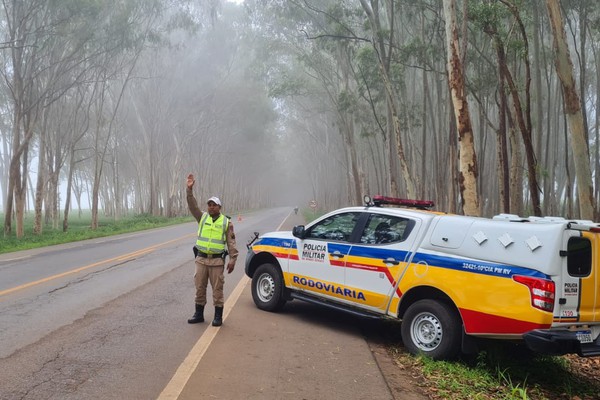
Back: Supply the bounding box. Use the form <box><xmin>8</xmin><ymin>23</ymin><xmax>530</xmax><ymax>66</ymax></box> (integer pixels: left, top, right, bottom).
<box><xmin>197</xmin><ymin>251</ymin><xmax>224</xmax><ymax>259</ymax></box>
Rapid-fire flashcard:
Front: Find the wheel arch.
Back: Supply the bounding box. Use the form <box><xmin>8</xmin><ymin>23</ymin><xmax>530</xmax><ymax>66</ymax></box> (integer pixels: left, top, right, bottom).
<box><xmin>397</xmin><ymin>285</ymin><xmax>462</xmax><ymax>323</ymax></box>
<box><xmin>399</xmin><ymin>286</ymin><xmax>482</xmax><ymax>357</ymax></box>
<box><xmin>247</xmin><ymin>252</ymin><xmax>282</xmax><ymax>278</ymax></box>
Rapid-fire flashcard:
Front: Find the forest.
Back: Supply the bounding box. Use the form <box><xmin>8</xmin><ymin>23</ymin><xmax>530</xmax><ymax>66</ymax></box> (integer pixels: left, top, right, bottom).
<box><xmin>1</xmin><ymin>0</ymin><xmax>599</xmax><ymax>239</ymax></box>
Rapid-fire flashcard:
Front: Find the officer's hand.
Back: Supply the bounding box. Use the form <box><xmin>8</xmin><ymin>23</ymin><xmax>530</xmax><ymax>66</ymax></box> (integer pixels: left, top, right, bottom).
<box><xmin>186</xmin><ymin>174</ymin><xmax>195</xmax><ymax>189</ymax></box>
<box><xmin>227</xmin><ymin>261</ymin><xmax>235</xmax><ymax>274</ymax></box>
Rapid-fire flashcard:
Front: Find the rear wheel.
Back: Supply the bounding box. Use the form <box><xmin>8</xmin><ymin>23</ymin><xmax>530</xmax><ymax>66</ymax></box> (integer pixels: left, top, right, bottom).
<box><xmin>251</xmin><ymin>263</ymin><xmax>286</xmax><ymax>311</ymax></box>
<box><xmin>401</xmin><ymin>299</ymin><xmax>461</xmax><ymax>360</ymax></box>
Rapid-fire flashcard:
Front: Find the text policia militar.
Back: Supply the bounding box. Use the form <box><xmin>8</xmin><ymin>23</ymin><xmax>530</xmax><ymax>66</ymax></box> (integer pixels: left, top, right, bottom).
<box><xmin>301</xmin><ymin>243</ymin><xmax>327</xmax><ymax>261</ymax></box>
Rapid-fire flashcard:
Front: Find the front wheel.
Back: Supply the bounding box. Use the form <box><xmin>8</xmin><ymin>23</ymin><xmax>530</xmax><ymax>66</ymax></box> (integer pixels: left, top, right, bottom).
<box><xmin>400</xmin><ymin>299</ymin><xmax>461</xmax><ymax>360</ymax></box>
<box><xmin>251</xmin><ymin>263</ymin><xmax>286</xmax><ymax>312</ymax></box>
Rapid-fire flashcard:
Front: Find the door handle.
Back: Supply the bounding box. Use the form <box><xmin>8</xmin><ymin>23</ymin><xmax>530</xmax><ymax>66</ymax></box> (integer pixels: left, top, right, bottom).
<box><xmin>331</xmin><ymin>251</ymin><xmax>345</xmax><ymax>258</ymax></box>
<box><xmin>384</xmin><ymin>257</ymin><xmax>399</xmax><ymax>265</ymax></box>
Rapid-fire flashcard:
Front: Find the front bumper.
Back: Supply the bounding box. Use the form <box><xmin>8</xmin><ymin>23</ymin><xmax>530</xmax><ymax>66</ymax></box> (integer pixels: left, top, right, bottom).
<box><xmin>244</xmin><ymin>248</ymin><xmax>256</xmax><ymax>278</ymax></box>
<box><xmin>523</xmin><ymin>329</ymin><xmax>600</xmax><ymax>357</ymax></box>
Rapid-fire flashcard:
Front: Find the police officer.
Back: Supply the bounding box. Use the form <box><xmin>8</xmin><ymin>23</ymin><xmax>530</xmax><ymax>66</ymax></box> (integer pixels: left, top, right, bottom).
<box><xmin>186</xmin><ymin>173</ymin><xmax>238</xmax><ymax>326</ymax></box>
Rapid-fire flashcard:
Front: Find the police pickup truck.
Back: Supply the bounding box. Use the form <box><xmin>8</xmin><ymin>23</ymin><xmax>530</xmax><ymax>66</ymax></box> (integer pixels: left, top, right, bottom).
<box><xmin>245</xmin><ymin>195</ymin><xmax>600</xmax><ymax>360</ymax></box>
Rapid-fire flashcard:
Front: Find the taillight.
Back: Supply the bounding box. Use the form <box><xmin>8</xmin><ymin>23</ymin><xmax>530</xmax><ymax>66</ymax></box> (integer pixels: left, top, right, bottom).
<box><xmin>513</xmin><ymin>275</ymin><xmax>555</xmax><ymax>312</ymax></box>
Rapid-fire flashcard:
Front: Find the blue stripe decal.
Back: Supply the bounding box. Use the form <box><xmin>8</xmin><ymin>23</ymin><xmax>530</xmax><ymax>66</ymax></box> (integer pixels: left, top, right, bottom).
<box><xmin>256</xmin><ymin>237</ymin><xmax>296</xmax><ymax>249</ymax></box>
<box><xmin>411</xmin><ymin>252</ymin><xmax>549</xmax><ymax>279</ymax></box>
<box><xmin>256</xmin><ymin>237</ymin><xmax>550</xmax><ymax>280</ymax></box>
<box><xmin>346</xmin><ymin>244</ymin><xmax>549</xmax><ymax>279</ymax></box>
<box><xmin>348</xmin><ymin>246</ymin><xmax>409</xmax><ymax>260</ymax></box>
<box><xmin>327</xmin><ymin>243</ymin><xmax>352</xmax><ymax>254</ymax></box>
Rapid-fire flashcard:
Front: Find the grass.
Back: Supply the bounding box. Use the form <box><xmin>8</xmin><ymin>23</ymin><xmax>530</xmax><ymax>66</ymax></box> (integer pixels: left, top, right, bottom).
<box><xmin>388</xmin><ymin>342</ymin><xmax>600</xmax><ymax>399</ymax></box>
<box><xmin>0</xmin><ymin>211</ymin><xmax>194</xmax><ymax>254</ymax></box>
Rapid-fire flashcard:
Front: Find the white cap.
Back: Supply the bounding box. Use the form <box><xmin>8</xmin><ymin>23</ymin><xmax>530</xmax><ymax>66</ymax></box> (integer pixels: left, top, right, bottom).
<box><xmin>207</xmin><ymin>196</ymin><xmax>222</xmax><ymax>206</ymax></box>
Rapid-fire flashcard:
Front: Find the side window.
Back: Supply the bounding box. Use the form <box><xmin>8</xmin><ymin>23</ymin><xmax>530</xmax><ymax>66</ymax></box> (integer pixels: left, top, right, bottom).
<box><xmin>305</xmin><ymin>212</ymin><xmax>361</xmax><ymax>242</ymax></box>
<box><xmin>567</xmin><ymin>237</ymin><xmax>591</xmax><ymax>277</ymax></box>
<box><xmin>359</xmin><ymin>214</ymin><xmax>415</xmax><ymax>245</ymax></box>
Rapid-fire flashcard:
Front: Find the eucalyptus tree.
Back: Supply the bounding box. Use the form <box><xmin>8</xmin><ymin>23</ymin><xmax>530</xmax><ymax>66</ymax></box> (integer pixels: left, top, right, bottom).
<box><xmin>0</xmin><ymin>0</ymin><xmax>190</xmax><ymax>235</ymax></box>
<box><xmin>243</xmin><ymin>0</ymin><xmax>358</xmax><ymax>205</ymax></box>
<box><xmin>1</xmin><ymin>0</ymin><xmax>50</xmax><ymax>237</ymax></box>
<box><xmin>1</xmin><ymin>0</ymin><xmax>103</xmax><ymax>236</ymax></box>
<box><xmin>246</xmin><ymin>1</ymin><xmax>427</xmax><ymax>206</ymax></box>
<box><xmin>294</xmin><ymin>1</ymin><xmax>369</xmax><ymax>205</ymax></box>
<box><xmin>0</xmin><ymin>89</ymin><xmax>10</xmax><ymax>214</ymax></box>
<box><xmin>562</xmin><ymin>0</ymin><xmax>600</xmax><ymax>218</ymax></box>
<box><xmin>107</xmin><ymin>1</ymin><xmax>278</xmax><ymax>216</ymax></box>
<box><xmin>359</xmin><ymin>0</ymin><xmax>417</xmax><ymax>200</ymax></box>
<box><xmin>469</xmin><ymin>1</ymin><xmax>541</xmax><ymax>216</ymax></box>
<box><xmin>62</xmin><ymin>85</ymin><xmax>95</xmax><ymax>231</ymax></box>
<box><xmin>85</xmin><ymin>0</ymin><xmax>202</xmax><ymax>229</ymax></box>
<box><xmin>246</xmin><ymin>1</ymin><xmax>484</xmax><ymax>212</ymax></box>
<box><xmin>31</xmin><ymin>2</ymin><xmax>116</xmax><ymax>234</ymax></box>
<box><xmin>443</xmin><ymin>0</ymin><xmax>480</xmax><ymax>216</ymax></box>
<box><xmin>585</xmin><ymin>6</ymin><xmax>600</xmax><ymax>210</ymax></box>
<box><xmin>546</xmin><ymin>0</ymin><xmax>596</xmax><ymax>220</ymax></box>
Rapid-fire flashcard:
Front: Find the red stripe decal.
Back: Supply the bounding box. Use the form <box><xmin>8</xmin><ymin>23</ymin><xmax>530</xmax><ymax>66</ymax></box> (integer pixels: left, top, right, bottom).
<box><xmin>347</xmin><ymin>263</ymin><xmax>378</xmax><ymax>271</ymax></box>
<box><xmin>346</xmin><ymin>261</ymin><xmax>402</xmax><ymax>297</ymax></box>
<box><xmin>271</xmin><ymin>252</ymin><xmax>288</xmax><ymax>259</ymax></box>
<box><xmin>460</xmin><ymin>308</ymin><xmax>551</xmax><ymax>334</ymax></box>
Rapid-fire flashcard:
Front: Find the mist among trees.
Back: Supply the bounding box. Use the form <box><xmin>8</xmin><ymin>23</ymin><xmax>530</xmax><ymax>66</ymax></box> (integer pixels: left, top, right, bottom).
<box><xmin>1</xmin><ymin>0</ymin><xmax>599</xmax><ymax>238</ymax></box>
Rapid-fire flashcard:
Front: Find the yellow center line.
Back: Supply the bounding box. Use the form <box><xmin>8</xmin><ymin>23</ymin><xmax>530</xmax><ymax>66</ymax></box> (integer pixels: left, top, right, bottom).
<box><xmin>0</xmin><ymin>233</ymin><xmax>195</xmax><ymax>299</ymax></box>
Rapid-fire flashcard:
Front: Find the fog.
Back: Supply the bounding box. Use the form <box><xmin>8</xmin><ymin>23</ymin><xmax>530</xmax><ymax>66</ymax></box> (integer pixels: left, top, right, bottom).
<box><xmin>2</xmin><ymin>0</ymin><xmax>600</xmax><ymax>236</ymax></box>
<box><xmin>0</xmin><ymin>0</ymin><xmax>349</xmax><ymax>233</ymax></box>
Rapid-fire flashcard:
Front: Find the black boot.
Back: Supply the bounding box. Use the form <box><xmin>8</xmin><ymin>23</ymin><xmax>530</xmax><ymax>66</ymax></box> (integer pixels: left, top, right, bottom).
<box><xmin>212</xmin><ymin>306</ymin><xmax>223</xmax><ymax>326</ymax></box>
<box><xmin>187</xmin><ymin>304</ymin><xmax>204</xmax><ymax>324</ymax></box>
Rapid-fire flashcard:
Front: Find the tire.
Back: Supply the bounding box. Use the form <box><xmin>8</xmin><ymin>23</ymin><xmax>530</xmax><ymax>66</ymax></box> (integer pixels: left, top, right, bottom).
<box><xmin>251</xmin><ymin>263</ymin><xmax>286</xmax><ymax>312</ymax></box>
<box><xmin>400</xmin><ymin>299</ymin><xmax>461</xmax><ymax>360</ymax></box>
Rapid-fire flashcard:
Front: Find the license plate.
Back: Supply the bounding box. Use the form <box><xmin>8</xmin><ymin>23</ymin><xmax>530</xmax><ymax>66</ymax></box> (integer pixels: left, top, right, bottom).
<box><xmin>576</xmin><ymin>330</ymin><xmax>593</xmax><ymax>344</ymax></box>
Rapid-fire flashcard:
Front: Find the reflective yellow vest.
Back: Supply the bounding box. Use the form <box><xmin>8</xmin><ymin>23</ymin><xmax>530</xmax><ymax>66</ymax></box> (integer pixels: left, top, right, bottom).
<box><xmin>196</xmin><ymin>213</ymin><xmax>229</xmax><ymax>254</ymax></box>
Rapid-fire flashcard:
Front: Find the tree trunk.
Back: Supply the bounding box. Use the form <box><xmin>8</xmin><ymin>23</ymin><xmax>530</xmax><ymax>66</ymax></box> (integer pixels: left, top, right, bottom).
<box><xmin>0</xmin><ymin>130</ymin><xmax>8</xmax><ymax>215</ymax></box>
<box><xmin>15</xmin><ymin>143</ymin><xmax>29</xmax><ymax>238</ymax></box>
<box><xmin>33</xmin><ymin>108</ymin><xmax>52</xmax><ymax>234</ymax></box>
<box><xmin>447</xmin><ymin>100</ymin><xmax>458</xmax><ymax>213</ymax></box>
<box><xmin>443</xmin><ymin>0</ymin><xmax>479</xmax><ymax>216</ymax></box>
<box><xmin>499</xmin><ymin>4</ymin><xmax>541</xmax><ymax>216</ymax></box>
<box><xmin>546</xmin><ymin>0</ymin><xmax>596</xmax><ymax>220</ymax></box>
<box><xmin>508</xmin><ymin>124</ymin><xmax>523</xmax><ymax>216</ymax></box>
<box><xmin>532</xmin><ymin>2</ymin><xmax>546</xmax><ymax>214</ymax></box>
<box><xmin>497</xmin><ymin>67</ymin><xmax>510</xmax><ymax>214</ymax></box>
<box><xmin>63</xmin><ymin>148</ymin><xmax>77</xmax><ymax>232</ymax></box>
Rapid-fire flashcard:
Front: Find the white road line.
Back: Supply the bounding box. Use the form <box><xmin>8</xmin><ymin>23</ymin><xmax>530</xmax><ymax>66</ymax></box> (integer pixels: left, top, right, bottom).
<box><xmin>157</xmin><ymin>210</ymin><xmax>293</xmax><ymax>400</ymax></box>
<box><xmin>0</xmin><ymin>255</ymin><xmax>32</xmax><ymax>263</ymax></box>
<box><xmin>156</xmin><ymin>275</ymin><xmax>250</xmax><ymax>400</ymax></box>
<box><xmin>277</xmin><ymin>210</ymin><xmax>294</xmax><ymax>231</ymax></box>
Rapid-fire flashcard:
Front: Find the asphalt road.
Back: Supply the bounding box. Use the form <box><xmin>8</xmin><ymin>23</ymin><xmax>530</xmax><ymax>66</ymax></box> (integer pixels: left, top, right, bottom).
<box><xmin>0</xmin><ymin>208</ymin><xmax>290</xmax><ymax>399</ymax></box>
<box><xmin>0</xmin><ymin>207</ymin><xmax>428</xmax><ymax>400</ymax></box>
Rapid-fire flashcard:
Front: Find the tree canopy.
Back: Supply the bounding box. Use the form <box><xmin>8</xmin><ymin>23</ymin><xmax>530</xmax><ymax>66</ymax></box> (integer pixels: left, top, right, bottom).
<box><xmin>2</xmin><ymin>0</ymin><xmax>599</xmax><ymax>238</ymax></box>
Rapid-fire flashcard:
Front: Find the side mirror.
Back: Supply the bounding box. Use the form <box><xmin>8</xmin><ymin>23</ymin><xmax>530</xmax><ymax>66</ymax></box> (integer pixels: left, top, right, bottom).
<box><xmin>246</xmin><ymin>231</ymin><xmax>260</xmax><ymax>249</ymax></box>
<box><xmin>292</xmin><ymin>225</ymin><xmax>306</xmax><ymax>239</ymax></box>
